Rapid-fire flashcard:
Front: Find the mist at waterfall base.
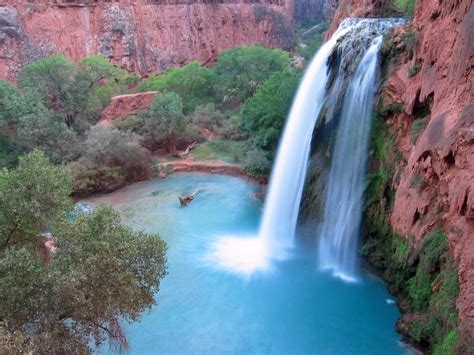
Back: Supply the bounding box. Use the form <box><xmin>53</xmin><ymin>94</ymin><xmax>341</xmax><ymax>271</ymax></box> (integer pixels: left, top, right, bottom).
<box><xmin>209</xmin><ymin>18</ymin><xmax>404</xmax><ymax>279</ymax></box>
<box><xmin>87</xmin><ymin>174</ymin><xmax>413</xmax><ymax>354</ymax></box>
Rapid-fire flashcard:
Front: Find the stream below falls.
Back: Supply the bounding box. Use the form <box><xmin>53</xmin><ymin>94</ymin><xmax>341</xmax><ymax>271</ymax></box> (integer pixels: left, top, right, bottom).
<box><xmin>85</xmin><ymin>173</ymin><xmax>414</xmax><ymax>355</ymax></box>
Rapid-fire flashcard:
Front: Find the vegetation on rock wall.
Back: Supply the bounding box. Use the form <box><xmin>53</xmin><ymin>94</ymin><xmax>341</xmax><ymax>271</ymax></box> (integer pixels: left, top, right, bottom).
<box><xmin>362</xmin><ymin>103</ymin><xmax>460</xmax><ymax>355</ymax></box>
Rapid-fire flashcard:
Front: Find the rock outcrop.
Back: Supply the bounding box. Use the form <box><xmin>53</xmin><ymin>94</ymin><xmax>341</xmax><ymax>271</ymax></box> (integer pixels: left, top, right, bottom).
<box><xmin>99</xmin><ymin>91</ymin><xmax>157</xmax><ymax>122</ymax></box>
<box><xmin>384</xmin><ymin>0</ymin><xmax>473</xmax><ymax>345</ymax></box>
<box><xmin>0</xmin><ymin>0</ymin><xmax>296</xmax><ymax>80</ymax></box>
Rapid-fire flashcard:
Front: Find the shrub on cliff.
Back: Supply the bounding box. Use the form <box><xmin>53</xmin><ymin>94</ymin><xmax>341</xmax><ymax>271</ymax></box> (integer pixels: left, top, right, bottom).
<box><xmin>0</xmin><ymin>150</ymin><xmax>167</xmax><ymax>353</ymax></box>
<box><xmin>70</xmin><ymin>125</ymin><xmax>151</xmax><ymax>196</ymax></box>
<box><xmin>212</xmin><ymin>46</ymin><xmax>290</xmax><ymax>106</ymax></box>
<box><xmin>137</xmin><ymin>61</ymin><xmax>213</xmax><ymax>113</ymax></box>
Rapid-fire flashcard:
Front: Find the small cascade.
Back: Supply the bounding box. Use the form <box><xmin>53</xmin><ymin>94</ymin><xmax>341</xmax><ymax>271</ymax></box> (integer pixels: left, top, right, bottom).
<box><xmin>317</xmin><ymin>19</ymin><xmax>405</xmax><ymax>281</ymax></box>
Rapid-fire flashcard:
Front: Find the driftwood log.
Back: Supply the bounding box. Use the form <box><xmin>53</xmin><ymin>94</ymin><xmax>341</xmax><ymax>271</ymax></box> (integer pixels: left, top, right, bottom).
<box><xmin>179</xmin><ymin>189</ymin><xmax>199</xmax><ymax>206</ymax></box>
<box><xmin>173</xmin><ymin>141</ymin><xmax>197</xmax><ymax>159</ymax></box>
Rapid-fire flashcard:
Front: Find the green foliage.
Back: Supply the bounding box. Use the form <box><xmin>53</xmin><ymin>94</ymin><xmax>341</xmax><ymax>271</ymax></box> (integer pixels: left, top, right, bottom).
<box><xmin>242</xmin><ymin>69</ymin><xmax>301</xmax><ymax>154</ymax></box>
<box><xmin>433</xmin><ymin>330</ymin><xmax>459</xmax><ymax>355</ymax></box>
<box><xmin>243</xmin><ymin>148</ymin><xmax>272</xmax><ymax>178</ymax></box>
<box><xmin>393</xmin><ymin>0</ymin><xmax>416</xmax><ymax>16</ymax></box>
<box><xmin>18</xmin><ymin>54</ymin><xmax>128</xmax><ymax>133</ymax></box>
<box><xmin>407</xmin><ymin>265</ymin><xmax>432</xmax><ymax>310</ymax></box>
<box><xmin>411</xmin><ymin>117</ymin><xmax>428</xmax><ymax>143</ymax></box>
<box><xmin>137</xmin><ymin>61</ymin><xmax>213</xmax><ymax>113</ymax></box>
<box><xmin>69</xmin><ymin>125</ymin><xmax>151</xmax><ymax>196</ymax></box>
<box><xmin>17</xmin><ymin>107</ymin><xmax>79</xmax><ymax>163</ymax></box>
<box><xmin>408</xmin><ymin>61</ymin><xmax>421</xmax><ymax>77</ymax></box>
<box><xmin>212</xmin><ymin>46</ymin><xmax>290</xmax><ymax>106</ymax></box>
<box><xmin>0</xmin><ymin>150</ymin><xmax>72</xmax><ymax>250</ymax></box>
<box><xmin>0</xmin><ymin>205</ymin><xmax>167</xmax><ymax>352</ymax></box>
<box><xmin>191</xmin><ymin>103</ymin><xmax>226</xmax><ymax>131</ymax></box>
<box><xmin>113</xmin><ymin>114</ymin><xmax>146</xmax><ymax>133</ymax></box>
<box><xmin>297</xmin><ymin>22</ymin><xmax>329</xmax><ymax>61</ymax></box>
<box><xmin>192</xmin><ymin>140</ymin><xmax>245</xmax><ymax>163</ymax></box>
<box><xmin>402</xmin><ymin>28</ymin><xmax>418</xmax><ymax>59</ymax></box>
<box><xmin>143</xmin><ymin>92</ymin><xmax>186</xmax><ymax>153</ymax></box>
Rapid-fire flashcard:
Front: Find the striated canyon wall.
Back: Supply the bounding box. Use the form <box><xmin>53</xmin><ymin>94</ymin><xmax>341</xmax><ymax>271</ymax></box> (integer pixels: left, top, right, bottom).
<box><xmin>0</xmin><ymin>0</ymin><xmax>296</xmax><ymax>80</ymax></box>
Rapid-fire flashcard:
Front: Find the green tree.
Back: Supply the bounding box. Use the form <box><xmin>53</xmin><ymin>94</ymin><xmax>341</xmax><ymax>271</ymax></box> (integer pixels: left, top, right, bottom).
<box><xmin>137</xmin><ymin>61</ymin><xmax>213</xmax><ymax>113</ymax></box>
<box><xmin>242</xmin><ymin>69</ymin><xmax>301</xmax><ymax>153</ymax></box>
<box><xmin>16</xmin><ymin>107</ymin><xmax>79</xmax><ymax>163</ymax></box>
<box><xmin>212</xmin><ymin>46</ymin><xmax>290</xmax><ymax>105</ymax></box>
<box><xmin>144</xmin><ymin>92</ymin><xmax>186</xmax><ymax>153</ymax></box>
<box><xmin>18</xmin><ymin>55</ymin><xmax>127</xmax><ymax>133</ymax></box>
<box><xmin>0</xmin><ymin>150</ymin><xmax>72</xmax><ymax>250</ymax></box>
<box><xmin>0</xmin><ymin>150</ymin><xmax>167</xmax><ymax>353</ymax></box>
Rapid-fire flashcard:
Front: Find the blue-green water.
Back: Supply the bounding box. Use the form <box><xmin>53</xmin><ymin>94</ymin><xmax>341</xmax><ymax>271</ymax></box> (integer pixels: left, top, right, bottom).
<box><xmin>86</xmin><ymin>173</ymin><xmax>412</xmax><ymax>355</ymax></box>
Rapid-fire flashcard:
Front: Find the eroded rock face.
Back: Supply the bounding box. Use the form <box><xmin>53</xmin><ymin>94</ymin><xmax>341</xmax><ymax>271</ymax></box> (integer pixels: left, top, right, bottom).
<box><xmin>386</xmin><ymin>0</ymin><xmax>474</xmax><ymax>343</ymax></box>
<box><xmin>0</xmin><ymin>0</ymin><xmax>296</xmax><ymax>80</ymax></box>
<box><xmin>99</xmin><ymin>91</ymin><xmax>157</xmax><ymax>122</ymax></box>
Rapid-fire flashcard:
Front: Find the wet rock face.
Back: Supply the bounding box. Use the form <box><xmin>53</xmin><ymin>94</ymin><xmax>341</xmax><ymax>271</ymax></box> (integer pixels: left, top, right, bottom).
<box><xmin>0</xmin><ymin>0</ymin><xmax>295</xmax><ymax>80</ymax></box>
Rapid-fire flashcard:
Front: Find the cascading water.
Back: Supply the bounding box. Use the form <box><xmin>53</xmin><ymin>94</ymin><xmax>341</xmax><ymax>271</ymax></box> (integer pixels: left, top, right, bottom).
<box><xmin>209</xmin><ymin>17</ymin><xmax>404</xmax><ymax>277</ymax></box>
<box><xmin>208</xmin><ymin>25</ymin><xmax>349</xmax><ymax>276</ymax></box>
<box><xmin>317</xmin><ymin>19</ymin><xmax>405</xmax><ymax>281</ymax></box>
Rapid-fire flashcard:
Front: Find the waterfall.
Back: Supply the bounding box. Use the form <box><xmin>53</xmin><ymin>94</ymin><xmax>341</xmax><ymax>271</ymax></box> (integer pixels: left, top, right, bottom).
<box><xmin>257</xmin><ymin>26</ymin><xmax>349</xmax><ymax>256</ymax></box>
<box><xmin>318</xmin><ymin>19</ymin><xmax>405</xmax><ymax>281</ymax></box>
<box><xmin>209</xmin><ymin>18</ymin><xmax>404</xmax><ymax>277</ymax></box>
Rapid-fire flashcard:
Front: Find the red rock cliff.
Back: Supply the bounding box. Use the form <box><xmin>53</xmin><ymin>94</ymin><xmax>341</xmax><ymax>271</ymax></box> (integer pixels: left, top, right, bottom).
<box><xmin>328</xmin><ymin>0</ymin><xmax>473</xmax><ymax>345</ymax></box>
<box><xmin>0</xmin><ymin>0</ymin><xmax>296</xmax><ymax>80</ymax></box>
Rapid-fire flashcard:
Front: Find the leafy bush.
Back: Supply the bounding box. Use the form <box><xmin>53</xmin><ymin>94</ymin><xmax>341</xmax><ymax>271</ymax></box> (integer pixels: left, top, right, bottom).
<box><xmin>212</xmin><ymin>46</ymin><xmax>290</xmax><ymax>106</ymax></box>
<box><xmin>243</xmin><ymin>148</ymin><xmax>272</xmax><ymax>178</ymax></box>
<box><xmin>113</xmin><ymin>114</ymin><xmax>146</xmax><ymax>133</ymax></box>
<box><xmin>393</xmin><ymin>0</ymin><xmax>416</xmax><ymax>16</ymax></box>
<box><xmin>70</xmin><ymin>125</ymin><xmax>151</xmax><ymax>195</ymax></box>
<box><xmin>190</xmin><ymin>103</ymin><xmax>226</xmax><ymax>131</ymax></box>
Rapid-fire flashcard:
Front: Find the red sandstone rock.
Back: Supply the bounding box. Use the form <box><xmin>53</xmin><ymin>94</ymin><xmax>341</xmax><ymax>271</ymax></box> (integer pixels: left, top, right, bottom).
<box><xmin>99</xmin><ymin>91</ymin><xmax>157</xmax><ymax>122</ymax></box>
<box><xmin>0</xmin><ymin>0</ymin><xmax>296</xmax><ymax>80</ymax></box>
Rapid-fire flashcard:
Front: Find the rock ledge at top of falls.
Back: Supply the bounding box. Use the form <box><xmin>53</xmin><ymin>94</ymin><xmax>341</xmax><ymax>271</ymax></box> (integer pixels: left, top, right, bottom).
<box><xmin>0</xmin><ymin>0</ymin><xmax>297</xmax><ymax>80</ymax></box>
